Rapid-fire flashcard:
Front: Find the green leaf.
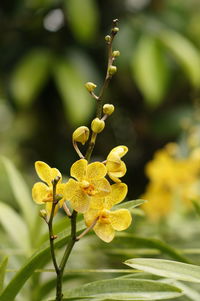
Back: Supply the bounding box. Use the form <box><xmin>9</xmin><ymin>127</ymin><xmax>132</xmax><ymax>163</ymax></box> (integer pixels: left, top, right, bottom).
<box><xmin>0</xmin><ymin>257</ymin><xmax>8</xmax><ymax>294</ymax></box>
<box><xmin>115</xmin><ymin>199</ymin><xmax>147</xmax><ymax>210</ymax></box>
<box><xmin>1</xmin><ymin>156</ymin><xmax>35</xmax><ymax>229</ymax></box>
<box><xmin>192</xmin><ymin>200</ymin><xmax>200</xmax><ymax>217</ymax></box>
<box><xmin>0</xmin><ymin>221</ymin><xmax>85</xmax><ymax>301</ymax></box>
<box><xmin>59</xmin><ymin>279</ymin><xmax>182</xmax><ymax>300</ymax></box>
<box><xmin>132</xmin><ymin>35</ymin><xmax>169</xmax><ymax>107</ymax></box>
<box><xmin>53</xmin><ymin>57</ymin><xmax>95</xmax><ymax>126</ymax></box>
<box><xmin>0</xmin><ymin>202</ymin><xmax>30</xmax><ymax>252</ymax></box>
<box><xmin>124</xmin><ymin>258</ymin><xmax>200</xmax><ymax>283</ymax></box>
<box><xmin>64</xmin><ymin>0</ymin><xmax>99</xmax><ymax>44</ymax></box>
<box><xmin>161</xmin><ymin>280</ymin><xmax>200</xmax><ymax>301</ymax></box>
<box><xmin>113</xmin><ymin>233</ymin><xmax>191</xmax><ymax>264</ymax></box>
<box><xmin>10</xmin><ymin>49</ymin><xmax>51</xmax><ymax>108</ymax></box>
<box><xmin>159</xmin><ymin>30</ymin><xmax>200</xmax><ymax>87</ymax></box>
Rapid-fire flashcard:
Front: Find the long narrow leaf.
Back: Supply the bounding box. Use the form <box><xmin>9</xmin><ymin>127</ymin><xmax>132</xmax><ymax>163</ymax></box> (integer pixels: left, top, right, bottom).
<box><xmin>0</xmin><ymin>257</ymin><xmax>8</xmax><ymax>294</ymax></box>
<box><xmin>59</xmin><ymin>279</ymin><xmax>182</xmax><ymax>301</ymax></box>
<box><xmin>0</xmin><ymin>202</ymin><xmax>30</xmax><ymax>252</ymax></box>
<box><xmin>125</xmin><ymin>258</ymin><xmax>200</xmax><ymax>283</ymax></box>
<box><xmin>0</xmin><ymin>221</ymin><xmax>85</xmax><ymax>301</ymax></box>
<box><xmin>114</xmin><ymin>233</ymin><xmax>191</xmax><ymax>263</ymax></box>
<box><xmin>1</xmin><ymin>156</ymin><xmax>35</xmax><ymax>228</ymax></box>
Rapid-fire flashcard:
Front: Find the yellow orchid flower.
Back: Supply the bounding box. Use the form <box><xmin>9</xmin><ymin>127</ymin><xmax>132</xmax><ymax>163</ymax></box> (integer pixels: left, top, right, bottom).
<box><xmin>32</xmin><ymin>161</ymin><xmax>66</xmax><ymax>216</ymax></box>
<box><xmin>64</xmin><ymin>159</ymin><xmax>111</xmax><ymax>213</ymax></box>
<box><xmin>84</xmin><ymin>183</ymin><xmax>132</xmax><ymax>243</ymax></box>
<box><xmin>106</xmin><ymin>145</ymin><xmax>128</xmax><ymax>182</ymax></box>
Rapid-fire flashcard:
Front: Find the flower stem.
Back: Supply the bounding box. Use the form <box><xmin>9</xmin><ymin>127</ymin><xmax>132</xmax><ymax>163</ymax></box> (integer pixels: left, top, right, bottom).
<box><xmin>85</xmin><ymin>19</ymin><xmax>119</xmax><ymax>162</ymax></box>
<box><xmin>55</xmin><ymin>211</ymin><xmax>77</xmax><ymax>301</ymax></box>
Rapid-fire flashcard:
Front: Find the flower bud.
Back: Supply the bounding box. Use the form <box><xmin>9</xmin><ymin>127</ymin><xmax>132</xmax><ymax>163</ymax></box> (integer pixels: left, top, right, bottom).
<box><xmin>91</xmin><ymin>118</ymin><xmax>105</xmax><ymax>133</ymax></box>
<box><xmin>112</xmin><ymin>27</ymin><xmax>119</xmax><ymax>33</ymax></box>
<box><xmin>103</xmin><ymin>104</ymin><xmax>115</xmax><ymax>115</ymax></box>
<box><xmin>39</xmin><ymin>209</ymin><xmax>47</xmax><ymax>220</ymax></box>
<box><xmin>105</xmin><ymin>35</ymin><xmax>111</xmax><ymax>43</ymax></box>
<box><xmin>112</xmin><ymin>50</ymin><xmax>120</xmax><ymax>57</ymax></box>
<box><xmin>73</xmin><ymin>126</ymin><xmax>90</xmax><ymax>145</ymax></box>
<box><xmin>108</xmin><ymin>65</ymin><xmax>117</xmax><ymax>76</ymax></box>
<box><xmin>85</xmin><ymin>82</ymin><xmax>97</xmax><ymax>93</ymax></box>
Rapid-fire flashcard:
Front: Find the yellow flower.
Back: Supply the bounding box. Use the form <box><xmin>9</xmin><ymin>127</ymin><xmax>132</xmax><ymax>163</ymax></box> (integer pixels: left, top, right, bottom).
<box><xmin>64</xmin><ymin>159</ymin><xmax>111</xmax><ymax>213</ymax></box>
<box><xmin>106</xmin><ymin>146</ymin><xmax>128</xmax><ymax>182</ymax></box>
<box><xmin>84</xmin><ymin>183</ymin><xmax>132</xmax><ymax>242</ymax></box>
<box><xmin>32</xmin><ymin>161</ymin><xmax>66</xmax><ymax>216</ymax></box>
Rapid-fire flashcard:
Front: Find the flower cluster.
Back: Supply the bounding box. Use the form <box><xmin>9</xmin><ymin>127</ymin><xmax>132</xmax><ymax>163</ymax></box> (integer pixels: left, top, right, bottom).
<box><xmin>142</xmin><ymin>141</ymin><xmax>200</xmax><ymax>221</ymax></box>
<box><xmin>32</xmin><ymin>146</ymin><xmax>132</xmax><ymax>242</ymax></box>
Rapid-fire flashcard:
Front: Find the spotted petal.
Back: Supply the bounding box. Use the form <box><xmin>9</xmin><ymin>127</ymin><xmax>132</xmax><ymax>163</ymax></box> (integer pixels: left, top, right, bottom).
<box><xmin>32</xmin><ymin>182</ymin><xmax>49</xmax><ymax>204</ymax></box>
<box><xmin>109</xmin><ymin>209</ymin><xmax>132</xmax><ymax>231</ymax></box>
<box><xmin>105</xmin><ymin>183</ymin><xmax>128</xmax><ymax>209</ymax></box>
<box><xmin>84</xmin><ymin>208</ymin><xmax>99</xmax><ymax>227</ymax></box>
<box><xmin>94</xmin><ymin>222</ymin><xmax>115</xmax><ymax>243</ymax></box>
<box><xmin>91</xmin><ymin>178</ymin><xmax>111</xmax><ymax>197</ymax></box>
<box><xmin>35</xmin><ymin>161</ymin><xmax>61</xmax><ymax>186</ymax></box>
<box><xmin>70</xmin><ymin>159</ymin><xmax>87</xmax><ymax>181</ymax></box>
<box><xmin>65</xmin><ymin>178</ymin><xmax>90</xmax><ymax>213</ymax></box>
<box><xmin>87</xmin><ymin>162</ymin><xmax>107</xmax><ymax>180</ymax></box>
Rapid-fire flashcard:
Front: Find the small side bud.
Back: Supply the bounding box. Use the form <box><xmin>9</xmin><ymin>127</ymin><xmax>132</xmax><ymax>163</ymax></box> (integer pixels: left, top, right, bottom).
<box><xmin>112</xmin><ymin>50</ymin><xmax>120</xmax><ymax>57</ymax></box>
<box><xmin>39</xmin><ymin>209</ymin><xmax>47</xmax><ymax>221</ymax></box>
<box><xmin>108</xmin><ymin>65</ymin><xmax>117</xmax><ymax>76</ymax></box>
<box><xmin>103</xmin><ymin>104</ymin><xmax>115</xmax><ymax>116</ymax></box>
<box><xmin>85</xmin><ymin>82</ymin><xmax>97</xmax><ymax>93</ymax></box>
<box><xmin>112</xmin><ymin>27</ymin><xmax>119</xmax><ymax>34</ymax></box>
<box><xmin>73</xmin><ymin>126</ymin><xmax>90</xmax><ymax>145</ymax></box>
<box><xmin>91</xmin><ymin>118</ymin><xmax>105</xmax><ymax>134</ymax></box>
<box><xmin>105</xmin><ymin>35</ymin><xmax>111</xmax><ymax>43</ymax></box>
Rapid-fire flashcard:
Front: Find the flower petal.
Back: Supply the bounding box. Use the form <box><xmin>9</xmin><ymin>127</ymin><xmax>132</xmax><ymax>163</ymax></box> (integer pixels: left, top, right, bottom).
<box><xmin>107</xmin><ymin>161</ymin><xmax>127</xmax><ymax>176</ymax></box>
<box><xmin>84</xmin><ymin>208</ymin><xmax>99</xmax><ymax>227</ymax></box>
<box><xmin>105</xmin><ymin>183</ymin><xmax>128</xmax><ymax>209</ymax></box>
<box><xmin>87</xmin><ymin>162</ymin><xmax>107</xmax><ymax>180</ymax></box>
<box><xmin>32</xmin><ymin>182</ymin><xmax>49</xmax><ymax>204</ymax></box>
<box><xmin>94</xmin><ymin>222</ymin><xmax>115</xmax><ymax>243</ymax></box>
<box><xmin>91</xmin><ymin>178</ymin><xmax>111</xmax><ymax>197</ymax></box>
<box><xmin>51</xmin><ymin>168</ymin><xmax>62</xmax><ymax>183</ymax></box>
<box><xmin>107</xmin><ymin>146</ymin><xmax>128</xmax><ymax>160</ymax></box>
<box><xmin>35</xmin><ymin>161</ymin><xmax>52</xmax><ymax>185</ymax></box>
<box><xmin>65</xmin><ymin>178</ymin><xmax>90</xmax><ymax>213</ymax></box>
<box><xmin>109</xmin><ymin>209</ymin><xmax>132</xmax><ymax>231</ymax></box>
<box><xmin>70</xmin><ymin>159</ymin><xmax>87</xmax><ymax>181</ymax></box>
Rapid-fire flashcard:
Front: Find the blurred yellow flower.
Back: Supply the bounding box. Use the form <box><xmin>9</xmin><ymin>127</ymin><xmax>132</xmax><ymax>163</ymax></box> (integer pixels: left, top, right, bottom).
<box><xmin>64</xmin><ymin>159</ymin><xmax>111</xmax><ymax>213</ymax></box>
<box><xmin>142</xmin><ymin>143</ymin><xmax>200</xmax><ymax>221</ymax></box>
<box><xmin>32</xmin><ymin>161</ymin><xmax>66</xmax><ymax>216</ymax></box>
<box><xmin>84</xmin><ymin>183</ymin><xmax>132</xmax><ymax>242</ymax></box>
<box><xmin>106</xmin><ymin>145</ymin><xmax>128</xmax><ymax>182</ymax></box>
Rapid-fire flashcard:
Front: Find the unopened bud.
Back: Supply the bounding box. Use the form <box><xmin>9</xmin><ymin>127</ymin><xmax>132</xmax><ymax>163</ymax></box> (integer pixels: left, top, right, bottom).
<box><xmin>103</xmin><ymin>104</ymin><xmax>115</xmax><ymax>115</ymax></box>
<box><xmin>112</xmin><ymin>27</ymin><xmax>119</xmax><ymax>33</ymax></box>
<box><xmin>108</xmin><ymin>65</ymin><xmax>117</xmax><ymax>76</ymax></box>
<box><xmin>73</xmin><ymin>126</ymin><xmax>90</xmax><ymax>145</ymax></box>
<box><xmin>91</xmin><ymin>118</ymin><xmax>105</xmax><ymax>134</ymax></box>
<box><xmin>112</xmin><ymin>50</ymin><xmax>120</xmax><ymax>57</ymax></box>
<box><xmin>39</xmin><ymin>209</ymin><xmax>47</xmax><ymax>220</ymax></box>
<box><xmin>85</xmin><ymin>82</ymin><xmax>97</xmax><ymax>93</ymax></box>
<box><xmin>105</xmin><ymin>35</ymin><xmax>111</xmax><ymax>43</ymax></box>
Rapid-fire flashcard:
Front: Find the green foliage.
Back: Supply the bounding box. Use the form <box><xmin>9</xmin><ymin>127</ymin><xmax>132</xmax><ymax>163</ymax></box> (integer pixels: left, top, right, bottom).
<box><xmin>0</xmin><ymin>257</ymin><xmax>8</xmax><ymax>294</ymax></box>
<box><xmin>58</xmin><ymin>279</ymin><xmax>182</xmax><ymax>301</ymax></box>
<box><xmin>125</xmin><ymin>258</ymin><xmax>200</xmax><ymax>283</ymax></box>
<box><xmin>132</xmin><ymin>35</ymin><xmax>170</xmax><ymax>106</ymax></box>
<box><xmin>64</xmin><ymin>0</ymin><xmax>99</xmax><ymax>44</ymax></box>
<box><xmin>10</xmin><ymin>49</ymin><xmax>52</xmax><ymax>108</ymax></box>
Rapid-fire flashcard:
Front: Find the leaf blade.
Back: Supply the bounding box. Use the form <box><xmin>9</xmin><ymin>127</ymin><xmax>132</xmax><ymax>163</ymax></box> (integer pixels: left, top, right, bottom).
<box><xmin>125</xmin><ymin>258</ymin><xmax>200</xmax><ymax>283</ymax></box>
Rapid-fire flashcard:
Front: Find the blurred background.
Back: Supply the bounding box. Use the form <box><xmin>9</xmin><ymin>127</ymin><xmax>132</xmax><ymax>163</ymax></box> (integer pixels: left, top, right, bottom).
<box><xmin>1</xmin><ymin>0</ymin><xmax>200</xmax><ymax>198</ymax></box>
<box><xmin>1</xmin><ymin>1</ymin><xmax>200</xmax><ymax>300</ymax></box>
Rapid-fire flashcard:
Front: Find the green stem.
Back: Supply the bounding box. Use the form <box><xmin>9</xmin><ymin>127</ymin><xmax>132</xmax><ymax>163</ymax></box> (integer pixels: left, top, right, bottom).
<box><xmin>55</xmin><ymin>211</ymin><xmax>77</xmax><ymax>301</ymax></box>
<box><xmin>85</xmin><ymin>20</ymin><xmax>117</xmax><ymax>161</ymax></box>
